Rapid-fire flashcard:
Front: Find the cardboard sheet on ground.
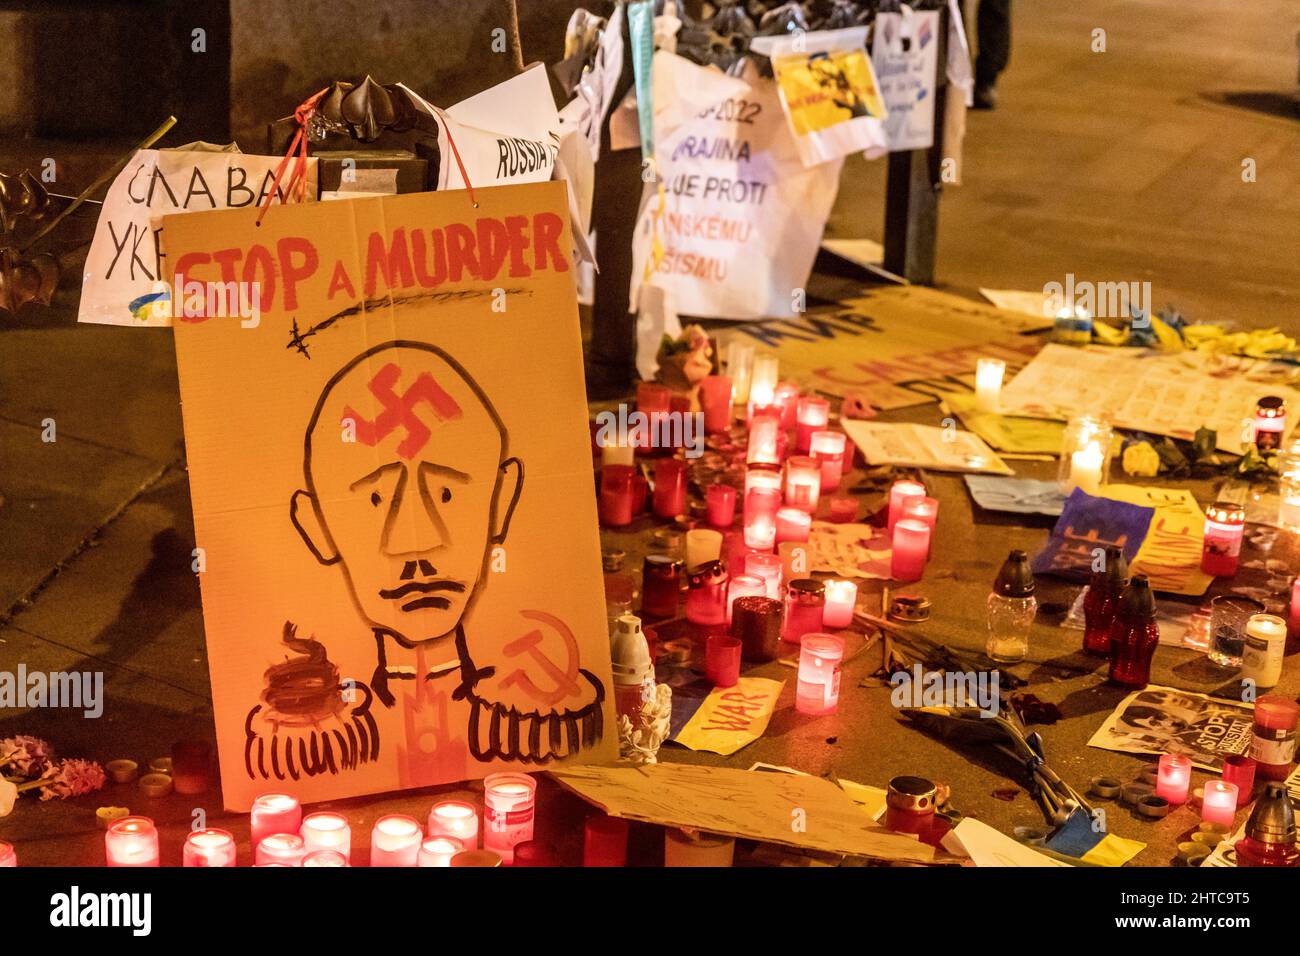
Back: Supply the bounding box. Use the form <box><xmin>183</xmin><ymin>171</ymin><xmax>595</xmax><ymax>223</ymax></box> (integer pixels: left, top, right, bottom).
<box><xmin>548</xmin><ymin>763</ymin><xmax>935</xmax><ymax>862</ymax></box>
<box><xmin>78</xmin><ymin>146</ymin><xmax>316</xmax><ymax>326</ymax></box>
<box><xmin>1088</xmin><ymin>686</ymin><xmax>1253</xmax><ymax>771</ymax></box>
<box><xmin>671</xmin><ymin>677</ymin><xmax>784</xmax><ymax>755</ymax></box>
<box><xmin>999</xmin><ymin>344</ymin><xmax>1300</xmax><ymax>453</ymax></box>
<box><xmin>843</xmin><ymin>421</ymin><xmax>1014</xmax><ymax>475</ymax></box>
<box><xmin>808</xmin><ymin>521</ymin><xmax>891</xmax><ymax>578</ymax></box>
<box><xmin>716</xmin><ymin>287</ymin><xmax>1046</xmax><ymax>407</ymax></box>
<box><xmin>163</xmin><ymin>181</ymin><xmax>615</xmax><ymax>810</ymax></box>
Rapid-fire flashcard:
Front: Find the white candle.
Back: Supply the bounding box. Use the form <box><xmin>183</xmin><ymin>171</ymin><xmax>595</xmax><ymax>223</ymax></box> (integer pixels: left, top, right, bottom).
<box><xmin>483</xmin><ymin>773</ymin><xmax>537</xmax><ymax>865</ymax></box>
<box><xmin>370</xmin><ymin>815</ymin><xmax>423</xmax><ymax>867</ymax></box>
<box><xmin>300</xmin><ymin>811</ymin><xmax>351</xmax><ymax>860</ymax></box>
<box><xmin>1068</xmin><ymin>444</ymin><xmax>1104</xmax><ymax>495</ymax></box>
<box><xmin>975</xmin><ymin>358</ymin><xmax>1006</xmax><ymax>414</ymax></box>
<box><xmin>822</xmin><ymin>580</ymin><xmax>858</xmax><ymax>629</ymax></box>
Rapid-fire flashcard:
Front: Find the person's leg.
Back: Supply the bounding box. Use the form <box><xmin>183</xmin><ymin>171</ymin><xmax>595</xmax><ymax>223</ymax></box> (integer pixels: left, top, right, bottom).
<box><xmin>975</xmin><ymin>0</ymin><xmax>1011</xmax><ymax>108</ymax></box>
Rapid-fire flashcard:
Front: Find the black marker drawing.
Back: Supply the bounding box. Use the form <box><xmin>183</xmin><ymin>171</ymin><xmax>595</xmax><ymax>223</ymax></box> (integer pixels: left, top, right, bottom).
<box><xmin>286</xmin><ymin>339</ymin><xmax>605</xmax><ymax>771</ymax></box>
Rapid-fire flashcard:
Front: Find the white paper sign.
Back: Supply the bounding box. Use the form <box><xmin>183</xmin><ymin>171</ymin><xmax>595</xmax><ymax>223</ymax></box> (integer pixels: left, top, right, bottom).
<box><xmin>842</xmin><ymin>420</ymin><xmax>1014</xmax><ymax>474</ymax></box>
<box><xmin>630</xmin><ymin>54</ymin><xmax>843</xmax><ymax>320</ymax></box>
<box><xmin>77</xmin><ymin>148</ymin><xmax>316</xmax><ymax>327</ymax></box>
<box><xmin>872</xmin><ymin>9</ymin><xmax>941</xmax><ymax>153</ymax></box>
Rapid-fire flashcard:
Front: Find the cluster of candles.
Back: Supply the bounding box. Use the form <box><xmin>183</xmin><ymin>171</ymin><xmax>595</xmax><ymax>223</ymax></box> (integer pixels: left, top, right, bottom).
<box><xmin>103</xmin><ymin>775</ymin><xmax>537</xmax><ymax>868</ymax></box>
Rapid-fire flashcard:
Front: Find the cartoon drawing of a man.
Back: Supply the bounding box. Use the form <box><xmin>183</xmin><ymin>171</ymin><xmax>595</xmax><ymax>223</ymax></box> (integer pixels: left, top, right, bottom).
<box><xmin>289</xmin><ymin>339</ymin><xmax>604</xmax><ymax>767</ymax></box>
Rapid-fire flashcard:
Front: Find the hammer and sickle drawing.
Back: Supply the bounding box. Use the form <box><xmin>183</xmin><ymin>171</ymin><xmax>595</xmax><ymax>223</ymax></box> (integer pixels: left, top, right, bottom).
<box><xmin>497</xmin><ymin>610</ymin><xmax>582</xmax><ymax>708</ymax></box>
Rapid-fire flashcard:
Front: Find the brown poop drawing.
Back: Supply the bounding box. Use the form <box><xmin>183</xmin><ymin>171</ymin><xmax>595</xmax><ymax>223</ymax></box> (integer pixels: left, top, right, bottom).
<box><xmin>244</xmin><ymin>622</ymin><xmax>380</xmax><ymax>781</ymax></box>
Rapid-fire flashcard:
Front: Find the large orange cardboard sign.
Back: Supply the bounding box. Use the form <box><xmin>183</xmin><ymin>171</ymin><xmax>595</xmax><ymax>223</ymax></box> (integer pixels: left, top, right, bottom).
<box><xmin>164</xmin><ymin>181</ymin><xmax>615</xmax><ymax>810</ymax></box>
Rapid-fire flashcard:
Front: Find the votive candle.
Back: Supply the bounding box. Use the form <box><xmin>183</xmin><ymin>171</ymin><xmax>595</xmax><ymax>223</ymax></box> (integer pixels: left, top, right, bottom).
<box><xmin>795</xmin><ymin>397</ymin><xmax>830</xmax><ymax>454</ymax></box>
<box><xmin>900</xmin><ymin>495</ymin><xmax>939</xmax><ymax>534</ymax></box>
<box><xmin>699</xmin><ymin>375</ymin><xmax>734</xmax><ymax>433</ymax></box>
<box><xmin>796</xmin><ymin>633</ymin><xmax>845</xmax><ymax>715</ymax></box>
<box><xmin>685</xmin><ymin>561</ymin><xmax>728</xmax><ymax>626</ymax></box>
<box><xmin>726</xmin><ymin>340</ymin><xmax>755</xmax><ymax>405</ymax></box>
<box><xmin>744</xmin><ymin>486</ymin><xmax>781</xmax><ymax>550</ymax></box>
<box><xmin>1222</xmin><ymin>754</ymin><xmax>1256</xmax><ymax>798</ymax></box>
<box><xmin>975</xmin><ymin>358</ymin><xmax>1006</xmax><ymax>413</ymax></box>
<box><xmin>1201</xmin><ymin>501</ymin><xmax>1245</xmax><ymax>577</ymax></box>
<box><xmin>600</xmin><ymin>439</ymin><xmax>635</xmax><ymax>469</ymax></box>
<box><xmin>183</xmin><ymin>828</ymin><xmax>236</xmax><ymax>868</ymax></box>
<box><xmin>1067</xmin><ymin>444</ymin><xmax>1105</xmax><ymax>496</ymax></box>
<box><xmin>1290</xmin><ymin>577</ymin><xmax>1300</xmax><ymax>638</ymax></box>
<box><xmin>783</xmin><ymin>456</ymin><xmax>821</xmax><ymax>513</ymax></box>
<box><xmin>828</xmin><ymin>496</ymin><xmax>858</xmax><ymax>523</ymax></box>
<box><xmin>255</xmin><ymin>832</ymin><xmax>307</xmax><ymax>866</ymax></box>
<box><xmin>1156</xmin><ymin>754</ymin><xmax>1192</xmax><ymax>805</ymax></box>
<box><xmin>810</xmin><ymin>431</ymin><xmax>847</xmax><ymax>492</ymax></box>
<box><xmin>822</xmin><ymin>580</ymin><xmax>858</xmax><ymax>628</ymax></box>
<box><xmin>105</xmin><ymin>817</ymin><xmax>160</xmax><ymax>867</ymax></box>
<box><xmin>250</xmin><ymin>793</ymin><xmax>302</xmax><ymax>848</ymax></box>
<box><xmin>705</xmin><ymin>635</ymin><xmax>743</xmax><ymax>688</ymax></box>
<box><xmin>0</xmin><ymin>842</ymin><xmax>14</xmax><ymax>867</ymax></box>
<box><xmin>774</xmin><ymin>381</ymin><xmax>801</xmax><ymax>430</ymax></box>
<box><xmin>746</xmin><ymin>551</ymin><xmax>783</xmax><ymax>599</ymax></box>
<box><xmin>744</xmin><ymin>467</ymin><xmax>782</xmax><ymax>496</ymax></box>
<box><xmin>418</xmin><ymin>836</ymin><xmax>464</xmax><ymax>867</ymax></box>
<box><xmin>888</xmin><ymin>481</ymin><xmax>926</xmax><ymax>535</ymax></box>
<box><xmin>653</xmin><ymin>458</ymin><xmax>688</xmax><ymax>519</ymax></box>
<box><xmin>1201</xmin><ymin>780</ymin><xmax>1239</xmax><ymax>828</ymax></box>
<box><xmin>783</xmin><ymin>579</ymin><xmax>826</xmax><ymax>644</ymax></box>
<box><xmin>749</xmin><ymin>354</ymin><xmax>779</xmax><ymax>408</ymax></box>
<box><xmin>584</xmin><ymin>814</ymin><xmax>630</xmax><ymax>867</ymax></box>
<box><xmin>428</xmin><ymin>800</ymin><xmax>480</xmax><ymax>847</ymax></box>
<box><xmin>300</xmin><ymin>811</ymin><xmax>351</xmax><ymax>860</ymax></box>
<box><xmin>727</xmin><ymin>573</ymin><xmax>766</xmax><ymax>625</ymax></box>
<box><xmin>370</xmin><ymin>814</ymin><xmax>423</xmax><ymax>867</ymax></box>
<box><xmin>685</xmin><ymin>528</ymin><xmax>723</xmax><ymax>570</ymax></box>
<box><xmin>483</xmin><ymin>773</ymin><xmax>537</xmax><ymax>865</ymax></box>
<box><xmin>890</xmin><ymin>519</ymin><xmax>930</xmax><ymax>583</ymax></box>
<box><xmin>1253</xmin><ymin>396</ymin><xmax>1286</xmax><ymax>452</ymax></box>
<box><xmin>747</xmin><ymin>412</ymin><xmax>781</xmax><ymax>466</ymax></box>
<box><xmin>706</xmin><ymin>483</ymin><xmax>737</xmax><ymax>528</ymax></box>
<box><xmin>302</xmin><ymin>850</ymin><xmax>349</xmax><ymax>867</ymax></box>
<box><xmin>775</xmin><ymin>506</ymin><xmax>811</xmax><ymax>544</ymax></box>
<box><xmin>599</xmin><ymin>464</ymin><xmax>636</xmax><ymax>527</ymax></box>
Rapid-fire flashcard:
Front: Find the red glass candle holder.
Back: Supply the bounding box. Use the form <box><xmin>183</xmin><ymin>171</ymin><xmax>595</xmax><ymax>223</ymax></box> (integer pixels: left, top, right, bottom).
<box><xmin>370</xmin><ymin>815</ymin><xmax>423</xmax><ymax>867</ymax></box>
<box><xmin>828</xmin><ymin>496</ymin><xmax>858</xmax><ymax>523</ymax></box>
<box><xmin>685</xmin><ymin>560</ymin><xmax>729</xmax><ymax>626</ymax></box>
<box><xmin>890</xmin><ymin>519</ymin><xmax>930</xmax><ymax>583</ymax></box>
<box><xmin>706</xmin><ymin>483</ymin><xmax>737</xmax><ymax>528</ymax></box>
<box><xmin>888</xmin><ymin>480</ymin><xmax>926</xmax><ymax>535</ymax></box>
<box><xmin>250</xmin><ymin>793</ymin><xmax>301</xmax><ymax>848</ymax></box>
<box><xmin>1253</xmin><ymin>695</ymin><xmax>1299</xmax><ymax>781</ymax></box>
<box><xmin>417</xmin><ymin>836</ymin><xmax>464</xmax><ymax>867</ymax></box>
<box><xmin>699</xmin><ymin>375</ymin><xmax>734</xmax><ymax>434</ymax></box>
<box><xmin>783</xmin><ymin>456</ymin><xmax>821</xmax><ymax>513</ymax></box>
<box><xmin>783</xmin><ymin>579</ymin><xmax>826</xmax><ymax>644</ymax></box>
<box><xmin>705</xmin><ymin>635</ymin><xmax>743</xmax><ymax>688</ymax></box>
<box><xmin>1201</xmin><ymin>501</ymin><xmax>1245</xmax><ymax>577</ymax></box>
<box><xmin>743</xmin><ymin>486</ymin><xmax>781</xmax><ymax>550</ymax></box>
<box><xmin>745</xmin><ymin>551</ymin><xmax>783</xmax><ymax>599</ymax></box>
<box><xmin>795</xmin><ymin>396</ymin><xmax>830</xmax><ymax>454</ymax></box>
<box><xmin>483</xmin><ymin>773</ymin><xmax>537</xmax><ymax>865</ymax></box>
<box><xmin>1253</xmin><ymin>396</ymin><xmax>1286</xmax><ymax>452</ymax></box>
<box><xmin>822</xmin><ymin>580</ymin><xmax>858</xmax><ymax>628</ymax></box>
<box><xmin>1222</xmin><ymin>754</ymin><xmax>1256</xmax><ymax>798</ymax></box>
<box><xmin>727</xmin><ymin>573</ymin><xmax>766</xmax><ymax>625</ymax></box>
<box><xmin>796</xmin><ymin>633</ymin><xmax>845</xmax><ymax>715</ymax></box>
<box><xmin>653</xmin><ymin>458</ymin><xmax>688</xmax><ymax>519</ymax></box>
<box><xmin>641</xmin><ymin>554</ymin><xmax>684</xmax><ymax>620</ymax></box>
<box><xmin>884</xmin><ymin>776</ymin><xmax>938</xmax><ymax>837</ymax></box>
<box><xmin>584</xmin><ymin>814</ymin><xmax>630</xmax><ymax>867</ymax></box>
<box><xmin>171</xmin><ymin>740</ymin><xmax>211</xmax><ymax>796</ymax></box>
<box><xmin>183</xmin><ymin>828</ymin><xmax>237</xmax><ymax>868</ymax></box>
<box><xmin>900</xmin><ymin>495</ymin><xmax>938</xmax><ymax>534</ymax></box>
<box><xmin>774</xmin><ymin>381</ymin><xmax>801</xmax><ymax>430</ymax></box>
<box><xmin>775</xmin><ymin>506</ymin><xmax>811</xmax><ymax>544</ymax></box>
<box><xmin>599</xmin><ymin>464</ymin><xmax>637</xmax><ymax>527</ymax></box>
<box><xmin>1156</xmin><ymin>754</ymin><xmax>1192</xmax><ymax>805</ymax></box>
<box><xmin>744</xmin><ymin>466</ymin><xmax>782</xmax><ymax>496</ymax></box>
<box><xmin>256</xmin><ymin>832</ymin><xmax>307</xmax><ymax>866</ymax></box>
<box><xmin>810</xmin><ymin>430</ymin><xmax>847</xmax><ymax>492</ymax></box>
<box><xmin>747</xmin><ymin>412</ymin><xmax>781</xmax><ymax>467</ymax></box>
<box><xmin>106</xmin><ymin>816</ymin><xmax>160</xmax><ymax>868</ymax></box>
<box><xmin>300</xmin><ymin>811</ymin><xmax>351</xmax><ymax>860</ymax></box>
<box><xmin>428</xmin><ymin>800</ymin><xmax>480</xmax><ymax>847</ymax></box>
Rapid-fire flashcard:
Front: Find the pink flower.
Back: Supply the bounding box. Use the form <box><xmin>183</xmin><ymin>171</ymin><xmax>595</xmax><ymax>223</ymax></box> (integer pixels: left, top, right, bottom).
<box><xmin>0</xmin><ymin>735</ymin><xmax>55</xmax><ymax>776</ymax></box>
<box><xmin>35</xmin><ymin>758</ymin><xmax>106</xmax><ymax>801</ymax></box>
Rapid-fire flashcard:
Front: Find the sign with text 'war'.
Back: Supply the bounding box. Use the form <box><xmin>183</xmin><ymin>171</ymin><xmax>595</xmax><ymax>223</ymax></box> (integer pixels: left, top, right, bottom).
<box><xmin>163</xmin><ymin>181</ymin><xmax>615</xmax><ymax>809</ymax></box>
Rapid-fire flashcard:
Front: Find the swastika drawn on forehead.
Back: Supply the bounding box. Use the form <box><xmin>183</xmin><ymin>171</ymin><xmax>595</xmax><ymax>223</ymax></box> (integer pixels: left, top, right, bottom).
<box><xmin>341</xmin><ymin>363</ymin><xmax>463</xmax><ymax>460</ymax></box>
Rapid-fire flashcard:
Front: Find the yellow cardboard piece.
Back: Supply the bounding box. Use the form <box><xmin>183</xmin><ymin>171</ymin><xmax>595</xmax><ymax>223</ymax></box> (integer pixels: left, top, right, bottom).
<box><xmin>673</xmin><ymin>677</ymin><xmax>784</xmax><ymax>755</ymax></box>
<box><xmin>943</xmin><ymin>391</ymin><xmax>1065</xmax><ymax>454</ymax></box>
<box><xmin>1104</xmin><ymin>485</ymin><xmax>1212</xmax><ymax>596</ymax></box>
<box><xmin>549</xmin><ymin>762</ymin><xmax>935</xmax><ymax>863</ymax></box>
<box><xmin>720</xmin><ymin>287</ymin><xmax>1046</xmax><ymax>408</ymax></box>
<box><xmin>164</xmin><ymin>181</ymin><xmax>616</xmax><ymax>810</ymax></box>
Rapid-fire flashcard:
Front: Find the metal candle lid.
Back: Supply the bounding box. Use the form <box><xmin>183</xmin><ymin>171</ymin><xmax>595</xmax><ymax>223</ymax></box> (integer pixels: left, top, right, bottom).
<box><xmin>787</xmin><ymin>578</ymin><xmax>826</xmax><ymax>604</ymax></box>
<box><xmin>886</xmin><ymin>775</ymin><xmax>937</xmax><ymax>813</ymax></box>
<box><xmin>1244</xmin><ymin>782</ymin><xmax>1296</xmax><ymax>846</ymax></box>
<box><xmin>1205</xmin><ymin>501</ymin><xmax>1245</xmax><ymax>525</ymax></box>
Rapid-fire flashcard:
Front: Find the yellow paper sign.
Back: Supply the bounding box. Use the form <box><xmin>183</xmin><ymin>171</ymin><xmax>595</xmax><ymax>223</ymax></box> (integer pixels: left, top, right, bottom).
<box><xmin>673</xmin><ymin>677</ymin><xmax>784</xmax><ymax>755</ymax></box>
<box><xmin>774</xmin><ymin>47</ymin><xmax>886</xmax><ymax>136</ymax></box>
<box><xmin>164</xmin><ymin>181</ymin><xmax>616</xmax><ymax>809</ymax></box>
<box><xmin>1104</xmin><ymin>484</ymin><xmax>1212</xmax><ymax>596</ymax></box>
